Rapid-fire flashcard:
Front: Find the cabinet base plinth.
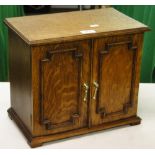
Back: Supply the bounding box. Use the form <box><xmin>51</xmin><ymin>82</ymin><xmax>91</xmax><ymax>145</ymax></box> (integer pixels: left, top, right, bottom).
<box><xmin>7</xmin><ymin>107</ymin><xmax>141</xmax><ymax>148</ymax></box>
<box><xmin>130</xmin><ymin>121</ymin><xmax>141</xmax><ymax>126</ymax></box>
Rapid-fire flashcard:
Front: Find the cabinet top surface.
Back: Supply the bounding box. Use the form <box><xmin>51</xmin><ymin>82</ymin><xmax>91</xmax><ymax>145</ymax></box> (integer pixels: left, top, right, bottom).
<box><xmin>5</xmin><ymin>8</ymin><xmax>149</xmax><ymax>45</ymax></box>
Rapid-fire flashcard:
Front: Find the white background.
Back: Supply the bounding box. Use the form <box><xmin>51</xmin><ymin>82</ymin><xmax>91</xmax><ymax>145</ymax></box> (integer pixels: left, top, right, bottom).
<box><xmin>0</xmin><ymin>0</ymin><xmax>155</xmax><ymax>5</ymax></box>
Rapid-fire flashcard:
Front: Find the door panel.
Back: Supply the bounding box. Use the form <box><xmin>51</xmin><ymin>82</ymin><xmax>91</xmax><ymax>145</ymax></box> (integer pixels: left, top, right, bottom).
<box><xmin>91</xmin><ymin>35</ymin><xmax>142</xmax><ymax>126</ymax></box>
<box><xmin>40</xmin><ymin>48</ymin><xmax>82</xmax><ymax>130</ymax></box>
<box><xmin>32</xmin><ymin>40</ymin><xmax>90</xmax><ymax>136</ymax></box>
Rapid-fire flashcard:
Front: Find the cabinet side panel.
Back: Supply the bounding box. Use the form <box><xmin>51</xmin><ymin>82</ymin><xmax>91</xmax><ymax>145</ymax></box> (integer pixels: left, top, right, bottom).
<box><xmin>9</xmin><ymin>30</ymin><xmax>32</xmax><ymax>132</ymax></box>
<box><xmin>132</xmin><ymin>33</ymin><xmax>144</xmax><ymax>113</ymax></box>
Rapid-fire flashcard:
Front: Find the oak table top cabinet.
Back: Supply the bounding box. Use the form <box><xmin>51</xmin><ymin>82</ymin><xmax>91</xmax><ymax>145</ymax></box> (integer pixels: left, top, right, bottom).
<box><xmin>5</xmin><ymin>8</ymin><xmax>149</xmax><ymax>148</ymax></box>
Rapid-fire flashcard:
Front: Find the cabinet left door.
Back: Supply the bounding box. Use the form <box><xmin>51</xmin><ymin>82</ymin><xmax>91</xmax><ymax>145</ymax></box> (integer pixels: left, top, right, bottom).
<box><xmin>32</xmin><ymin>40</ymin><xmax>91</xmax><ymax>136</ymax></box>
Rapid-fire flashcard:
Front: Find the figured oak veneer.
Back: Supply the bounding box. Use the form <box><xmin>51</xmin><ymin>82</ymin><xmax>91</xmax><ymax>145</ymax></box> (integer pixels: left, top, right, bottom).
<box><xmin>32</xmin><ymin>40</ymin><xmax>91</xmax><ymax>136</ymax></box>
<box><xmin>5</xmin><ymin>8</ymin><xmax>149</xmax><ymax>147</ymax></box>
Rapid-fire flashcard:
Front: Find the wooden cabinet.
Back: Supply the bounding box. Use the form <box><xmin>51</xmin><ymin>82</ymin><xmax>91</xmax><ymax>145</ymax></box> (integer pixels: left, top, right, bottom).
<box><xmin>5</xmin><ymin>8</ymin><xmax>149</xmax><ymax>147</ymax></box>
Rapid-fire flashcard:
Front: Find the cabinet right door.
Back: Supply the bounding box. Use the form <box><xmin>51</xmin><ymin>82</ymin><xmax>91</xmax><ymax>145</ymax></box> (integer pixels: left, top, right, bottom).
<box><xmin>91</xmin><ymin>34</ymin><xmax>143</xmax><ymax>126</ymax></box>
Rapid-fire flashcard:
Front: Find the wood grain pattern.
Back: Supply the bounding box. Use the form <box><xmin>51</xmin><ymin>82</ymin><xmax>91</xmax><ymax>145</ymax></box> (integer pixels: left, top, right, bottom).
<box><xmin>31</xmin><ymin>40</ymin><xmax>91</xmax><ymax>136</ymax></box>
<box><xmin>4</xmin><ymin>8</ymin><xmax>149</xmax><ymax>45</ymax></box>
<box><xmin>40</xmin><ymin>48</ymin><xmax>81</xmax><ymax>130</ymax></box>
<box><xmin>91</xmin><ymin>33</ymin><xmax>144</xmax><ymax>126</ymax></box>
